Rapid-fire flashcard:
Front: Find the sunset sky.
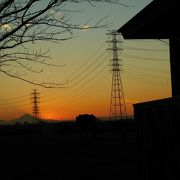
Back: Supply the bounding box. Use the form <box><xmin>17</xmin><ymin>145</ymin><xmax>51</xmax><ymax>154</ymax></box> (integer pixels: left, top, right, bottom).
<box><xmin>0</xmin><ymin>0</ymin><xmax>171</xmax><ymax>121</ymax></box>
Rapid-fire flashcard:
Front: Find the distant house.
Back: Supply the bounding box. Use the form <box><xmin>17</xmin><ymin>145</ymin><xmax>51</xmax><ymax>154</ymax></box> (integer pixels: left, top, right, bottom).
<box><xmin>118</xmin><ymin>0</ymin><xmax>180</xmax><ymax>179</ymax></box>
<box><xmin>76</xmin><ymin>114</ymin><xmax>96</xmax><ymax>136</ymax></box>
<box><xmin>76</xmin><ymin>114</ymin><xmax>96</xmax><ymax>129</ymax></box>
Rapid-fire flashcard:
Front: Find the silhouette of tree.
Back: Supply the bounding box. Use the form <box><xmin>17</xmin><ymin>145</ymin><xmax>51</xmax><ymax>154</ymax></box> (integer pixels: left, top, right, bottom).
<box><xmin>0</xmin><ymin>0</ymin><xmax>127</xmax><ymax>88</ymax></box>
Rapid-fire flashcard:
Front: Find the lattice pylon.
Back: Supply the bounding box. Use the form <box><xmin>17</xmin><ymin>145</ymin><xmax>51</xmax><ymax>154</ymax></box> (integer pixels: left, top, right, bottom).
<box><xmin>107</xmin><ymin>31</ymin><xmax>127</xmax><ymax>120</ymax></box>
<box><xmin>31</xmin><ymin>89</ymin><xmax>40</xmax><ymax>122</ymax></box>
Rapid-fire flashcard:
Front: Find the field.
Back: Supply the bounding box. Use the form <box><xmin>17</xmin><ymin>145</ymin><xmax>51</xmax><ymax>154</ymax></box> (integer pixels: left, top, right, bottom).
<box><xmin>0</xmin><ymin>119</ymin><xmax>137</xmax><ymax>179</ymax></box>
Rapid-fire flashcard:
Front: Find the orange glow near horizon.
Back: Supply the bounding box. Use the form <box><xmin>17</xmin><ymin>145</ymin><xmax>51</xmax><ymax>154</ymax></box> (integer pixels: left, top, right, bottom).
<box><xmin>0</xmin><ymin>36</ymin><xmax>171</xmax><ymax>121</ymax></box>
<box><xmin>41</xmin><ymin>112</ymin><xmax>60</xmax><ymax>121</ymax></box>
<box><xmin>0</xmin><ymin>93</ymin><xmax>170</xmax><ymax>121</ymax></box>
<box><xmin>2</xmin><ymin>0</ymin><xmax>170</xmax><ymax>122</ymax></box>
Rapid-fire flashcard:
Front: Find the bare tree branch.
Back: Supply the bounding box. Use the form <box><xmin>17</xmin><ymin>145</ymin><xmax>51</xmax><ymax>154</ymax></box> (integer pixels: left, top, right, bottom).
<box><xmin>0</xmin><ymin>67</ymin><xmax>66</xmax><ymax>88</ymax></box>
<box><xmin>0</xmin><ymin>0</ymin><xmax>127</xmax><ymax>88</ymax></box>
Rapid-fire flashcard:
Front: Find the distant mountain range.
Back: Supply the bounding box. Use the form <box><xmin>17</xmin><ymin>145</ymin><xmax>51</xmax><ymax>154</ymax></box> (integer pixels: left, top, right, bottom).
<box><xmin>0</xmin><ymin>114</ymin><xmax>58</xmax><ymax>125</ymax></box>
<box><xmin>0</xmin><ymin>114</ymin><xmax>134</xmax><ymax>125</ymax></box>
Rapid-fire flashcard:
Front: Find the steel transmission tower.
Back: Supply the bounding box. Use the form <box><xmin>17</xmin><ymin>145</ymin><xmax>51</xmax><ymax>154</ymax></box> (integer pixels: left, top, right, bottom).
<box><xmin>31</xmin><ymin>89</ymin><xmax>40</xmax><ymax>122</ymax></box>
<box><xmin>107</xmin><ymin>31</ymin><xmax>127</xmax><ymax>120</ymax></box>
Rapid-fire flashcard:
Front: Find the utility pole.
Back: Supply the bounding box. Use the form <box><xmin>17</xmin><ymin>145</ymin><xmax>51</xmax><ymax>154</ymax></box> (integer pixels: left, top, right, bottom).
<box><xmin>31</xmin><ymin>89</ymin><xmax>40</xmax><ymax>123</ymax></box>
<box><xmin>107</xmin><ymin>30</ymin><xmax>127</xmax><ymax>120</ymax></box>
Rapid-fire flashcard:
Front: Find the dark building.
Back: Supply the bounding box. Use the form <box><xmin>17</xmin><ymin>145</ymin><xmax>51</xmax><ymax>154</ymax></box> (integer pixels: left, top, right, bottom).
<box><xmin>118</xmin><ymin>0</ymin><xmax>180</xmax><ymax>179</ymax></box>
<box><xmin>76</xmin><ymin>114</ymin><xmax>96</xmax><ymax>127</ymax></box>
<box><xmin>76</xmin><ymin>114</ymin><xmax>96</xmax><ymax>141</ymax></box>
<box><xmin>133</xmin><ymin>97</ymin><xmax>180</xmax><ymax>180</ymax></box>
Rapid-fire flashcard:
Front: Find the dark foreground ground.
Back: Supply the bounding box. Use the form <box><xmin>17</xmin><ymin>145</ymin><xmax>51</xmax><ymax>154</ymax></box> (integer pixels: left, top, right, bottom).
<box><xmin>0</xmin><ymin>120</ymin><xmax>137</xmax><ymax>180</ymax></box>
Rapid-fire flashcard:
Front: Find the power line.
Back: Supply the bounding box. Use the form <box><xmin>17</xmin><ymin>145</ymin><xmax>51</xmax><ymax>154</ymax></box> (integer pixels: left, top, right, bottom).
<box><xmin>0</xmin><ymin>94</ymin><xmax>29</xmax><ymax>102</ymax></box>
<box><xmin>67</xmin><ymin>42</ymin><xmax>106</xmax><ymax>80</ymax></box>
<box><xmin>123</xmin><ymin>46</ymin><xmax>168</xmax><ymax>52</ymax></box>
<box><xmin>40</xmin><ymin>48</ymin><xmax>109</xmax><ymax>104</ymax></box>
<box><xmin>124</xmin><ymin>74</ymin><xmax>169</xmax><ymax>86</ymax></box>
<box><xmin>40</xmin><ymin>46</ymin><xmax>108</xmax><ymax>103</ymax></box>
<box><xmin>41</xmin><ymin>57</ymin><xmax>108</xmax><ymax>106</ymax></box>
<box><xmin>125</xmin><ymin>67</ymin><xmax>169</xmax><ymax>79</ymax></box>
<box><xmin>68</xmin><ymin>50</ymin><xmax>107</xmax><ymax>84</ymax></box>
<box><xmin>122</xmin><ymin>53</ymin><xmax>169</xmax><ymax>61</ymax></box>
<box><xmin>51</xmin><ymin>65</ymin><xmax>109</xmax><ymax>106</ymax></box>
<box><xmin>123</xmin><ymin>62</ymin><xmax>169</xmax><ymax>74</ymax></box>
<box><xmin>158</xmin><ymin>39</ymin><xmax>169</xmax><ymax>45</ymax></box>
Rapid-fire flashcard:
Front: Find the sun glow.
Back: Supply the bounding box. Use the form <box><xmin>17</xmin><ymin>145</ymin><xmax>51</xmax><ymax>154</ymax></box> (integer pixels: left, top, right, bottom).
<box><xmin>42</xmin><ymin>112</ymin><xmax>61</xmax><ymax>121</ymax></box>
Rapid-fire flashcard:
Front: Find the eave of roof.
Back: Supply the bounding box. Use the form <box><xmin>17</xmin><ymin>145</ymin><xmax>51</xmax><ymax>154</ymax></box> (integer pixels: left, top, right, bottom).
<box><xmin>118</xmin><ymin>0</ymin><xmax>180</xmax><ymax>39</ymax></box>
